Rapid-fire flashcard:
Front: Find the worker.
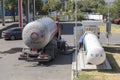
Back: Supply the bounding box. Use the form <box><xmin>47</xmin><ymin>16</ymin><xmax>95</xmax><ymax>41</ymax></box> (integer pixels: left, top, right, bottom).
<box><xmin>79</xmin><ymin>32</ymin><xmax>87</xmax><ymax>49</ymax></box>
<box><xmin>79</xmin><ymin>35</ymin><xmax>84</xmax><ymax>49</ymax></box>
<box><xmin>55</xmin><ymin>17</ymin><xmax>61</xmax><ymax>39</ymax></box>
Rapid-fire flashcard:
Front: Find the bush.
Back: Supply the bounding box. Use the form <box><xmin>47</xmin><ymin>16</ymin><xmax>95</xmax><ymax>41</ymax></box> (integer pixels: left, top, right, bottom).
<box><xmin>77</xmin><ymin>13</ymin><xmax>86</xmax><ymax>21</ymax></box>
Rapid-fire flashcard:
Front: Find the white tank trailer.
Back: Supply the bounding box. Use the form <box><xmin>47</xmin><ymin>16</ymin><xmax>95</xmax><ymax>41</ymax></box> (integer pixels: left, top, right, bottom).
<box><xmin>83</xmin><ymin>33</ymin><xmax>106</xmax><ymax>65</ymax></box>
<box><xmin>19</xmin><ymin>17</ymin><xmax>66</xmax><ymax>62</ymax></box>
<box><xmin>23</xmin><ymin>17</ymin><xmax>57</xmax><ymax>49</ymax></box>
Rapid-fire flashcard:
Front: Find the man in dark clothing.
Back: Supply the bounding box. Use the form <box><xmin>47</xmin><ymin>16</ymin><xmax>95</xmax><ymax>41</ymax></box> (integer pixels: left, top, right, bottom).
<box><xmin>79</xmin><ymin>35</ymin><xmax>84</xmax><ymax>49</ymax></box>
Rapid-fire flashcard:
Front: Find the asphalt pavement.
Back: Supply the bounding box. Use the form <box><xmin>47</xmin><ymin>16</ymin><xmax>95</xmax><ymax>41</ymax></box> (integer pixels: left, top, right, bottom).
<box><xmin>0</xmin><ymin>22</ymin><xmax>74</xmax><ymax>80</ymax></box>
<box><xmin>0</xmin><ymin>38</ymin><xmax>73</xmax><ymax>80</ymax></box>
<box><xmin>100</xmin><ymin>32</ymin><xmax>120</xmax><ymax>44</ymax></box>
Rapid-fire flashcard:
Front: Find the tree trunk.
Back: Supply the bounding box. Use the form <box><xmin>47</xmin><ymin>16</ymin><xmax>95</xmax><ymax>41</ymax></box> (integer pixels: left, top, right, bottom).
<box><xmin>12</xmin><ymin>8</ymin><xmax>16</xmax><ymax>22</ymax></box>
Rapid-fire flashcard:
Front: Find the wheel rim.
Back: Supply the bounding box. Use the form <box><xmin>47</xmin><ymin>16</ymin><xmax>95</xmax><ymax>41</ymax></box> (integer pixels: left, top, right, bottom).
<box><xmin>11</xmin><ymin>36</ymin><xmax>15</xmax><ymax>40</ymax></box>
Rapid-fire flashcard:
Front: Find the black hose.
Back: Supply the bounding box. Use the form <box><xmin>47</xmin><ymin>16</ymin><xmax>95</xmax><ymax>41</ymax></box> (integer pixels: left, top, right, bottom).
<box><xmin>60</xmin><ymin>42</ymin><xmax>75</xmax><ymax>55</ymax></box>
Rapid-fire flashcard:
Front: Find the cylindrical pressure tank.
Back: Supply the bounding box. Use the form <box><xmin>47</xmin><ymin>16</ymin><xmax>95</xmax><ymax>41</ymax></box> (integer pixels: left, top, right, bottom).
<box><xmin>22</xmin><ymin>17</ymin><xmax>57</xmax><ymax>49</ymax></box>
<box><xmin>83</xmin><ymin>33</ymin><xmax>106</xmax><ymax>65</ymax></box>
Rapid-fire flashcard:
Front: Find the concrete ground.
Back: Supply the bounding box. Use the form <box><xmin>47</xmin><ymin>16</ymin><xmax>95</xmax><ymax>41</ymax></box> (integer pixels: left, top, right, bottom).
<box><xmin>72</xmin><ymin>25</ymin><xmax>120</xmax><ymax>79</ymax></box>
<box><xmin>0</xmin><ymin>23</ymin><xmax>74</xmax><ymax>80</ymax></box>
<box><xmin>0</xmin><ymin>40</ymin><xmax>72</xmax><ymax>80</ymax></box>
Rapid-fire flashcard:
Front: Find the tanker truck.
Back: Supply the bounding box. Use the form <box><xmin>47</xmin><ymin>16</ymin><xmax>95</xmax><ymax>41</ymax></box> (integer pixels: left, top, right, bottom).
<box><xmin>19</xmin><ymin>17</ymin><xmax>66</xmax><ymax>62</ymax></box>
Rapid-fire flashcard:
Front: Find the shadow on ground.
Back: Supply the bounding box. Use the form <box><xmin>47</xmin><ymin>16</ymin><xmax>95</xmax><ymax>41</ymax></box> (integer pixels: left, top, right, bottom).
<box><xmin>98</xmin><ymin>53</ymin><xmax>120</xmax><ymax>74</ymax></box>
<box><xmin>103</xmin><ymin>44</ymin><xmax>120</xmax><ymax>53</ymax></box>
<box><xmin>0</xmin><ymin>57</ymin><xmax>2</xmax><ymax>59</ymax></box>
<box><xmin>98</xmin><ymin>45</ymin><xmax>120</xmax><ymax>73</ymax></box>
<box><xmin>25</xmin><ymin>46</ymin><xmax>74</xmax><ymax>67</ymax></box>
<box><xmin>27</xmin><ymin>53</ymin><xmax>73</xmax><ymax>67</ymax></box>
<box><xmin>0</xmin><ymin>47</ymin><xmax>22</xmax><ymax>54</ymax></box>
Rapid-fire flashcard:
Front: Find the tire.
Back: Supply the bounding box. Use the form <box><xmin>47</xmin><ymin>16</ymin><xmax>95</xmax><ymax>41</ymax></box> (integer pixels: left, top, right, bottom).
<box><xmin>10</xmin><ymin>35</ymin><xmax>16</xmax><ymax>40</ymax></box>
<box><xmin>45</xmin><ymin>45</ymin><xmax>55</xmax><ymax>60</ymax></box>
<box><xmin>50</xmin><ymin>46</ymin><xmax>55</xmax><ymax>59</ymax></box>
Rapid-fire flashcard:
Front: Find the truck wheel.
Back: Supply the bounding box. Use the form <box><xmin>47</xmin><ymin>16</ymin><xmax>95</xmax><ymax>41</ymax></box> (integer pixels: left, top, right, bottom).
<box><xmin>54</xmin><ymin>48</ymin><xmax>57</xmax><ymax>58</ymax></box>
<box><xmin>51</xmin><ymin>46</ymin><xmax>56</xmax><ymax>59</ymax></box>
<box><xmin>52</xmin><ymin>47</ymin><xmax>55</xmax><ymax>59</ymax></box>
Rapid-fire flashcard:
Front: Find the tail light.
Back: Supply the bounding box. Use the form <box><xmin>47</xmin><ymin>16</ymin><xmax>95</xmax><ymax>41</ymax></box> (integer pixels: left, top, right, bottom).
<box><xmin>20</xmin><ymin>53</ymin><xmax>27</xmax><ymax>57</ymax></box>
<box><xmin>31</xmin><ymin>49</ymin><xmax>38</xmax><ymax>54</ymax></box>
<box><xmin>40</xmin><ymin>54</ymin><xmax>49</xmax><ymax>59</ymax></box>
<box><xmin>2</xmin><ymin>31</ymin><xmax>7</xmax><ymax>35</ymax></box>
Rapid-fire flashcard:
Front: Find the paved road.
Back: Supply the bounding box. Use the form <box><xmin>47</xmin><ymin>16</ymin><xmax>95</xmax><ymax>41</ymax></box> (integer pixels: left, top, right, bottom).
<box><xmin>0</xmin><ymin>23</ymin><xmax>74</xmax><ymax>80</ymax></box>
<box><xmin>100</xmin><ymin>32</ymin><xmax>120</xmax><ymax>44</ymax></box>
<box><xmin>0</xmin><ymin>36</ymin><xmax>73</xmax><ymax>80</ymax></box>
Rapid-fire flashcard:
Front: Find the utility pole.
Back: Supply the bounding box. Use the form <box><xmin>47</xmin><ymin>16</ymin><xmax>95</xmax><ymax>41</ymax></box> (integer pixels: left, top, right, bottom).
<box><xmin>26</xmin><ymin>0</ymin><xmax>30</xmax><ymax>23</ymax></box>
<box><xmin>18</xmin><ymin>0</ymin><xmax>23</xmax><ymax>29</ymax></box>
<box><xmin>64</xmin><ymin>0</ymin><xmax>67</xmax><ymax>12</ymax></box>
<box><xmin>105</xmin><ymin>0</ymin><xmax>114</xmax><ymax>45</ymax></box>
<box><xmin>75</xmin><ymin>0</ymin><xmax>77</xmax><ymax>27</ymax></box>
<box><xmin>75</xmin><ymin>0</ymin><xmax>78</xmax><ymax>78</ymax></box>
<box><xmin>106</xmin><ymin>1</ymin><xmax>111</xmax><ymax>45</ymax></box>
<box><xmin>32</xmin><ymin>0</ymin><xmax>35</xmax><ymax>21</ymax></box>
<box><xmin>1</xmin><ymin>0</ymin><xmax>5</xmax><ymax>26</ymax></box>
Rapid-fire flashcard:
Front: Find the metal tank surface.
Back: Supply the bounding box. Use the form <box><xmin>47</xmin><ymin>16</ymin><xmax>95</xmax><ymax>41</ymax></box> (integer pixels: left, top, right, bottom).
<box><xmin>22</xmin><ymin>17</ymin><xmax>57</xmax><ymax>49</ymax></box>
<box><xmin>83</xmin><ymin>33</ymin><xmax>106</xmax><ymax>65</ymax></box>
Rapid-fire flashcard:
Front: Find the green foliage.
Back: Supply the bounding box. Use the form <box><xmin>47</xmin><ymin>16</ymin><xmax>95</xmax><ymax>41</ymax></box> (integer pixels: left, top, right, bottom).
<box><xmin>42</xmin><ymin>0</ymin><xmax>61</xmax><ymax>13</ymax></box>
<box><xmin>66</xmin><ymin>0</ymin><xmax>74</xmax><ymax>12</ymax></box>
<box><xmin>97</xmin><ymin>5</ymin><xmax>107</xmax><ymax>16</ymax></box>
<box><xmin>35</xmin><ymin>0</ymin><xmax>44</xmax><ymax>15</ymax></box>
<box><xmin>74</xmin><ymin>73</ymin><xmax>93</xmax><ymax>80</ymax></box>
<box><xmin>77</xmin><ymin>12</ymin><xmax>86</xmax><ymax>21</ymax></box>
<box><xmin>77</xmin><ymin>0</ymin><xmax>106</xmax><ymax>13</ymax></box>
<box><xmin>63</xmin><ymin>11</ymin><xmax>70</xmax><ymax>15</ymax></box>
<box><xmin>5</xmin><ymin>0</ymin><xmax>17</xmax><ymax>10</ymax></box>
<box><xmin>4</xmin><ymin>0</ymin><xmax>17</xmax><ymax>21</ymax></box>
<box><xmin>4</xmin><ymin>0</ymin><xmax>120</xmax><ymax>21</ymax></box>
<box><xmin>111</xmin><ymin>0</ymin><xmax>120</xmax><ymax>19</ymax></box>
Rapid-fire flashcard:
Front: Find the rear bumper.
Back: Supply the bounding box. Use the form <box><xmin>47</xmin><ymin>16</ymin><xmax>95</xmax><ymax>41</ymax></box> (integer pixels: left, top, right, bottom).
<box><xmin>1</xmin><ymin>35</ymin><xmax>10</xmax><ymax>39</ymax></box>
<box><xmin>18</xmin><ymin>56</ymin><xmax>52</xmax><ymax>62</ymax></box>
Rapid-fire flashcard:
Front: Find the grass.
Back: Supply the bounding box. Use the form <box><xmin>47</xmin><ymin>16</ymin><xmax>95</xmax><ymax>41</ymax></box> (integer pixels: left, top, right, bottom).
<box><xmin>99</xmin><ymin>24</ymin><xmax>120</xmax><ymax>33</ymax></box>
<box><xmin>74</xmin><ymin>45</ymin><xmax>120</xmax><ymax>80</ymax></box>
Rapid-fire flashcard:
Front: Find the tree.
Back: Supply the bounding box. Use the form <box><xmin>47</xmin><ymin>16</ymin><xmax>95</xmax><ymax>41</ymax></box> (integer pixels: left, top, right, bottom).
<box><xmin>35</xmin><ymin>0</ymin><xmax>44</xmax><ymax>15</ymax></box>
<box><xmin>111</xmin><ymin>0</ymin><xmax>120</xmax><ymax>19</ymax></box>
<box><xmin>67</xmin><ymin>0</ymin><xmax>74</xmax><ymax>12</ymax></box>
<box><xmin>5</xmin><ymin>0</ymin><xmax>17</xmax><ymax>22</ymax></box>
<box><xmin>97</xmin><ymin>0</ymin><xmax>107</xmax><ymax>15</ymax></box>
<box><xmin>77</xmin><ymin>0</ymin><xmax>106</xmax><ymax>13</ymax></box>
<box><xmin>42</xmin><ymin>0</ymin><xmax>61</xmax><ymax>13</ymax></box>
